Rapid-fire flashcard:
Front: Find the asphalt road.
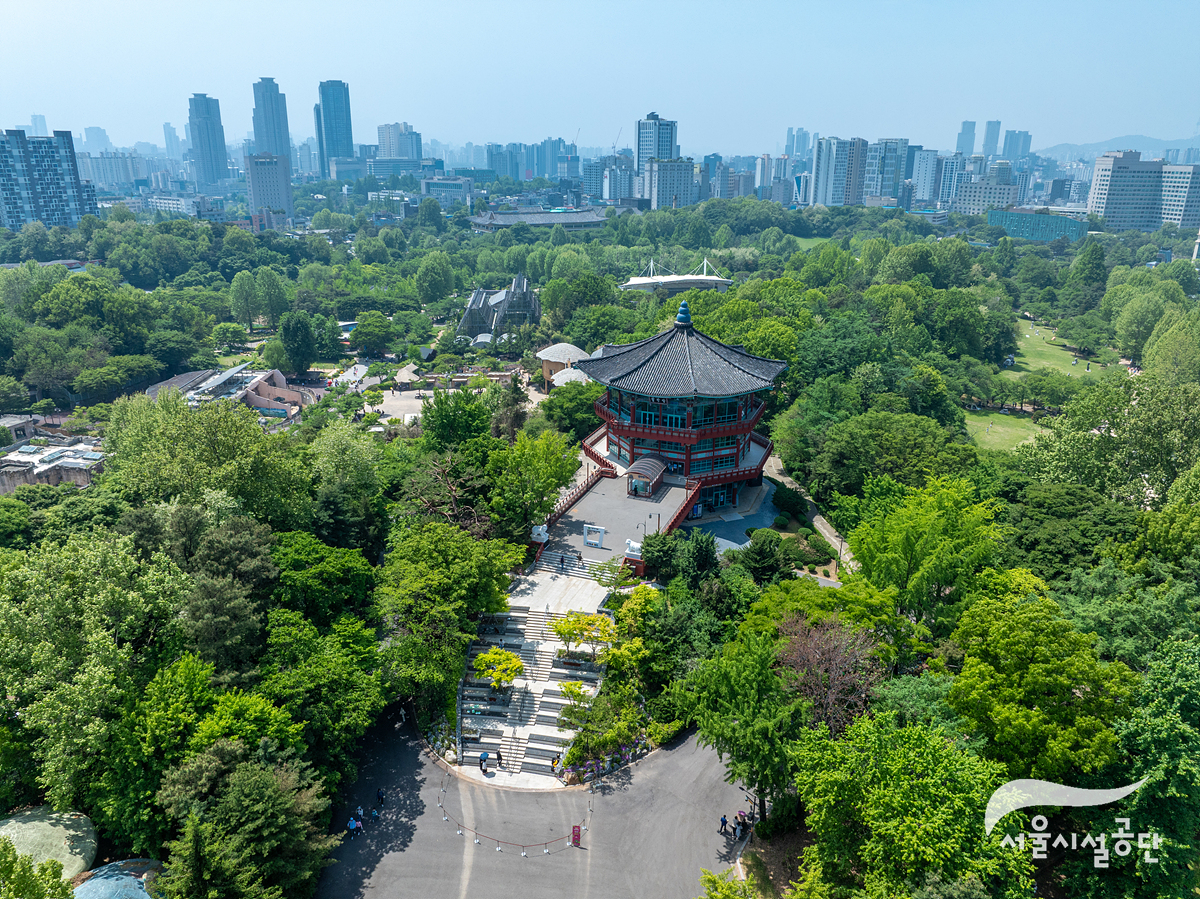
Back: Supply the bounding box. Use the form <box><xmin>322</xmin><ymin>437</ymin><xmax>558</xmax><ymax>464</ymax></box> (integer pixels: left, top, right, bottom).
<box><xmin>316</xmin><ymin>711</ymin><xmax>749</xmax><ymax>899</ymax></box>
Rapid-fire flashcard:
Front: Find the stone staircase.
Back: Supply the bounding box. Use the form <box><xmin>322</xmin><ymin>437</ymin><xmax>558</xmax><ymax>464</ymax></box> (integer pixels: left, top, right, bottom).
<box><xmin>534</xmin><ymin>552</ymin><xmax>599</xmax><ymax>578</ymax></box>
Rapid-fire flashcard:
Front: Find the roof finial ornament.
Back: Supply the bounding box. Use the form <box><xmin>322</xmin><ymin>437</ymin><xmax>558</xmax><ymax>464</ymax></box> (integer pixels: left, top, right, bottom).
<box><xmin>675</xmin><ymin>299</ymin><xmax>692</xmax><ymax>327</ymax></box>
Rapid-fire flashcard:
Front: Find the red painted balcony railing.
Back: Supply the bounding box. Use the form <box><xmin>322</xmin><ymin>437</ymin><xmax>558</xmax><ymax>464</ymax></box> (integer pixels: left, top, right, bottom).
<box><xmin>666</xmin><ymin>479</ymin><xmax>703</xmax><ymax>533</ymax></box>
<box><xmin>593</xmin><ymin>397</ymin><xmax>765</xmax><ymax>444</ymax></box>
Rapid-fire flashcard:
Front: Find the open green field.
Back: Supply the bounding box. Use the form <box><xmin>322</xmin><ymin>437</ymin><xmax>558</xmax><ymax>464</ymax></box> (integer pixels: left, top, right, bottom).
<box><xmin>965</xmin><ymin>408</ymin><xmax>1043</xmax><ymax>451</ymax></box>
<box><xmin>1002</xmin><ymin>326</ymin><xmax>1109</xmax><ymax>381</ymax></box>
<box><xmin>794</xmin><ymin>237</ymin><xmax>829</xmax><ymax>251</ymax></box>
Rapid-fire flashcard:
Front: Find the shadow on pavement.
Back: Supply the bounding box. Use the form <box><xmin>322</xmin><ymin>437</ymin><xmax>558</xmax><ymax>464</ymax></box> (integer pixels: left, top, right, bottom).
<box><xmin>318</xmin><ymin>705</ymin><xmax>426</xmax><ymax>898</ymax></box>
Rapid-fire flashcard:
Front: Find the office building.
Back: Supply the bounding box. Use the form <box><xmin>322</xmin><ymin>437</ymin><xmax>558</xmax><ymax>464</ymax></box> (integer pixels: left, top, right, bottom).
<box><xmin>557</xmin><ymin>154</ymin><xmax>580</xmax><ymax>179</ymax></box>
<box><xmin>245</xmin><ymin>153</ymin><xmax>294</xmax><ymax>221</ymax></box>
<box><xmin>1001</xmin><ymin>130</ymin><xmax>1032</xmax><ymax>163</ymax></box>
<box><xmin>314</xmin><ymin>81</ymin><xmax>353</xmax><ymax>179</ymax></box>
<box><xmin>252</xmin><ymin>78</ymin><xmax>291</xmax><ymax>163</ymax></box>
<box><xmin>956</xmin><ymin>121</ymin><xmax>975</xmax><ymax>156</ymax></box>
<box><xmin>1087</xmin><ymin>150</ymin><xmax>1200</xmax><ymax>231</ymax></box>
<box><xmin>982</xmin><ymin>120</ymin><xmax>1001</xmax><ymax>158</ymax></box>
<box><xmin>988</xmin><ymin>210</ymin><xmax>1086</xmax><ymax>243</ymax></box>
<box><xmin>793</xmin><ymin>128</ymin><xmax>810</xmax><ymax>165</ymax></box>
<box><xmin>603</xmin><ymin>165</ymin><xmax>636</xmax><ymax>200</ymax></box>
<box><xmin>938</xmin><ymin>153</ymin><xmax>966</xmax><ymax>207</ymax></box>
<box><xmin>82</xmin><ymin>127</ymin><xmax>113</xmax><ymax>154</ymax></box>
<box><xmin>0</xmin><ymin>130</ymin><xmax>97</xmax><ymax>230</ymax></box>
<box><xmin>635</xmin><ymin>112</ymin><xmax>678</xmax><ymax>175</ymax></box>
<box><xmin>785</xmin><ymin>128</ymin><xmax>795</xmax><ymax>157</ymax></box>
<box><xmin>863</xmin><ymin>138</ymin><xmax>909</xmax><ymax>202</ymax></box>
<box><xmin>811</xmin><ymin>137</ymin><xmax>867</xmax><ymax>207</ymax></box>
<box><xmin>30</xmin><ymin>115</ymin><xmax>48</xmax><ymax>137</ymax></box>
<box><xmin>643</xmin><ymin>158</ymin><xmax>695</xmax><ymax>209</ymax></box>
<box><xmin>421</xmin><ymin>175</ymin><xmax>473</xmax><ymax>209</ymax></box>
<box><xmin>378</xmin><ymin>122</ymin><xmax>421</xmax><ymax>159</ymax></box>
<box><xmin>951</xmin><ymin>167</ymin><xmax>1019</xmax><ymax>214</ymax></box>
<box><xmin>163</xmin><ymin>123</ymin><xmax>181</xmax><ymax>161</ymax></box>
<box><xmin>755</xmin><ymin>154</ymin><xmax>772</xmax><ymax>196</ymax></box>
<box><xmin>187</xmin><ymin>93</ymin><xmax>228</xmax><ymax>189</ymax></box>
<box><xmin>910</xmin><ymin>148</ymin><xmax>940</xmax><ymax>204</ymax></box>
<box><xmin>75</xmin><ymin>152</ymin><xmax>147</xmax><ymax>191</ymax></box>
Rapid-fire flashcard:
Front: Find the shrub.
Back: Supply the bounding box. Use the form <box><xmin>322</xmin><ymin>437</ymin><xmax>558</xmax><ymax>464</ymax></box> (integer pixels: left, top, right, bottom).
<box><xmin>821</xmin><ymin>568</ymin><xmax>831</xmax><ymax>578</ymax></box>
<box><xmin>647</xmin><ymin>718</ymin><xmax>683</xmax><ymax>748</ymax></box>
<box><xmin>808</xmin><ymin>532</ymin><xmax>836</xmax><ymax>563</ymax></box>
<box><xmin>807</xmin><ymin>565</ymin><xmax>817</xmax><ymax>573</ymax></box>
<box><xmin>797</xmin><ymin>526</ymin><xmax>813</xmax><ymax>538</ymax></box>
<box><xmin>773</xmin><ymin>515</ymin><xmax>790</xmax><ymax>529</ymax></box>
<box><xmin>772</xmin><ymin>483</ymin><xmax>806</xmax><ymax>518</ymax></box>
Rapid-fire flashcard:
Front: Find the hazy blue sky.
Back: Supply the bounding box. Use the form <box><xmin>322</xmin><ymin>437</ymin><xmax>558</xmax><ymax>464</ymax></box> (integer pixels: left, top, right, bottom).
<box><xmin>6</xmin><ymin>0</ymin><xmax>1199</xmax><ymax>155</ymax></box>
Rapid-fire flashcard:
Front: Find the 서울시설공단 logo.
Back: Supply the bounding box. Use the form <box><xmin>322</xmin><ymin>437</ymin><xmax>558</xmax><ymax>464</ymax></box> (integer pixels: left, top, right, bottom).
<box><xmin>985</xmin><ymin>778</ymin><xmax>1163</xmax><ymax>868</ymax></box>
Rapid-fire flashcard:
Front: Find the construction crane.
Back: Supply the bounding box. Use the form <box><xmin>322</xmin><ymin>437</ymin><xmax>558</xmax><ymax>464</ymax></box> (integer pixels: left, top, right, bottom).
<box><xmin>612</xmin><ymin>127</ymin><xmax>622</xmax><ymax>158</ymax></box>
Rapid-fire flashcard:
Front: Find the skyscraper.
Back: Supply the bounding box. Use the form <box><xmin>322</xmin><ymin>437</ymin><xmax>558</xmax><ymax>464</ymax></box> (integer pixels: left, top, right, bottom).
<box><xmin>378</xmin><ymin>122</ymin><xmax>422</xmax><ymax>159</ymax></box>
<box><xmin>187</xmin><ymin>94</ymin><xmax>228</xmax><ymax>189</ymax></box>
<box><xmin>910</xmin><ymin>149</ymin><xmax>940</xmax><ymax>204</ymax></box>
<box><xmin>314</xmin><ymin>81</ymin><xmax>353</xmax><ymax>179</ymax></box>
<box><xmin>863</xmin><ymin>138</ymin><xmax>909</xmax><ymax>200</ymax></box>
<box><xmin>635</xmin><ymin>112</ymin><xmax>678</xmax><ymax>175</ymax></box>
<box><xmin>785</xmin><ymin>128</ymin><xmax>795</xmax><ymax>157</ymax></box>
<box><xmin>83</xmin><ymin>127</ymin><xmax>113</xmax><ymax>154</ymax></box>
<box><xmin>0</xmin><ymin>130</ymin><xmax>98</xmax><ymax>229</ymax></box>
<box><xmin>252</xmin><ymin>78</ymin><xmax>291</xmax><ymax>161</ymax></box>
<box><xmin>793</xmin><ymin>129</ymin><xmax>811</xmax><ymax>165</ymax></box>
<box><xmin>955</xmin><ymin>122</ymin><xmax>976</xmax><ymax>156</ymax></box>
<box><xmin>163</xmin><ymin>123</ymin><xmax>181</xmax><ymax>161</ymax></box>
<box><xmin>1088</xmin><ymin>150</ymin><xmax>1200</xmax><ymax>231</ymax></box>
<box><xmin>246</xmin><ymin>153</ymin><xmax>294</xmax><ymax>220</ymax></box>
<box><xmin>1000</xmin><ymin>130</ymin><xmax>1032</xmax><ymax>163</ymax></box>
<box><xmin>982</xmin><ymin>120</ymin><xmax>1001</xmax><ymax>158</ymax></box>
<box><xmin>811</xmin><ymin>137</ymin><xmax>868</xmax><ymax>207</ymax></box>
<box><xmin>30</xmin><ymin>115</ymin><xmax>48</xmax><ymax>137</ymax></box>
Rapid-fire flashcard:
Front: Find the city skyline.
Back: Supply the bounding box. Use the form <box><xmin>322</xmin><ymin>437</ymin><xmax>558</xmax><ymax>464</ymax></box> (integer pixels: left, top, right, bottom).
<box><xmin>4</xmin><ymin>0</ymin><xmax>1199</xmax><ymax>157</ymax></box>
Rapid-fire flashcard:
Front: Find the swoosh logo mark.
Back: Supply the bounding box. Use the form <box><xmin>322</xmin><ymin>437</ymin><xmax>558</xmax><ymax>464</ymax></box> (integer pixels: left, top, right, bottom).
<box><xmin>985</xmin><ymin>778</ymin><xmax>1147</xmax><ymax>835</ymax></box>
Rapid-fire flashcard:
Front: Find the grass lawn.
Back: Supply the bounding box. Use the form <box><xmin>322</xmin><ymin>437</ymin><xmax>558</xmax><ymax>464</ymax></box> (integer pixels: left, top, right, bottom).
<box><xmin>1002</xmin><ymin>326</ymin><xmax>1111</xmax><ymax>381</ymax></box>
<box><xmin>965</xmin><ymin>408</ymin><xmax>1043</xmax><ymax>451</ymax></box>
<box><xmin>794</xmin><ymin>237</ymin><xmax>829</xmax><ymax>251</ymax></box>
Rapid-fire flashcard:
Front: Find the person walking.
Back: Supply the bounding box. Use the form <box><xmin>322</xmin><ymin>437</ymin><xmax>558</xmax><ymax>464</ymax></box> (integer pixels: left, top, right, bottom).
<box><xmin>371</xmin><ymin>808</ymin><xmax>380</xmax><ymax>826</ymax></box>
<box><xmin>479</xmin><ymin>754</ymin><xmax>487</xmax><ymax>772</ymax></box>
<box><xmin>356</xmin><ymin>806</ymin><xmax>364</xmax><ymax>821</ymax></box>
<box><xmin>551</xmin><ymin>753</ymin><xmax>561</xmax><ymax>774</ymax></box>
<box><xmin>496</xmin><ymin>749</ymin><xmax>504</xmax><ymax>768</ymax></box>
<box><xmin>719</xmin><ymin>815</ymin><xmax>728</xmax><ymax>835</ymax></box>
<box><xmin>377</xmin><ymin>788</ymin><xmax>386</xmax><ymax>807</ymax></box>
<box><xmin>347</xmin><ymin>818</ymin><xmax>358</xmax><ymax>840</ymax></box>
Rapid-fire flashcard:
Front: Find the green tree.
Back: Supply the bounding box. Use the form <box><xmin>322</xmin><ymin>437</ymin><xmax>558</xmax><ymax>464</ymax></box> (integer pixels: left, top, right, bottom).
<box><xmin>677</xmin><ymin>632</ymin><xmax>805</xmax><ymax>821</ymax></box>
<box><xmin>791</xmin><ymin>713</ymin><xmax>1033</xmax><ymax>897</ymax></box>
<box><xmin>0</xmin><ymin>837</ymin><xmax>72</xmax><ymax>899</ymax></box>
<box><xmin>848</xmin><ymin>478</ymin><xmax>1003</xmax><ymax>634</ymax></box>
<box><xmin>415</xmin><ymin>197</ymin><xmax>445</xmax><ymax>231</ymax></box>
<box><xmin>279</xmin><ymin>311</ymin><xmax>316</xmax><ymax>376</ymax></box>
<box><xmin>540</xmin><ymin>379</ymin><xmax>605</xmax><ymax>441</ymax></box>
<box><xmin>212</xmin><ymin>322</ymin><xmax>248</xmax><ymax>352</ymax></box>
<box><xmin>94</xmin><ymin>654</ymin><xmax>216</xmax><ymax>856</ymax></box>
<box><xmin>229</xmin><ymin>270</ymin><xmax>259</xmax><ymax>332</ymax></box>
<box><xmin>346</xmin><ymin>310</ymin><xmax>394</xmax><ymax>355</ymax></box>
<box><xmin>947</xmin><ymin>593</ymin><xmax>1136</xmax><ymax>781</ymax></box>
<box><xmin>271</xmin><ymin>531</ymin><xmax>376</xmax><ymax>629</ymax></box>
<box><xmin>486</xmin><ymin>429</ymin><xmax>579</xmax><ymax>541</ymax></box>
<box><xmin>257</xmin><ymin>610</ymin><xmax>384</xmax><ymax>790</ymax></box>
<box><xmin>415</xmin><ymin>251</ymin><xmax>454</xmax><ymax>306</ymax></box>
<box><xmin>472</xmin><ymin>647</ymin><xmax>524</xmax><ymax>688</ymax></box>
<box><xmin>256</xmin><ymin>268</ymin><xmax>290</xmax><ymax>328</ymax></box>
<box><xmin>420</xmin><ymin>389</ymin><xmax>491</xmax><ymax>448</ymax></box>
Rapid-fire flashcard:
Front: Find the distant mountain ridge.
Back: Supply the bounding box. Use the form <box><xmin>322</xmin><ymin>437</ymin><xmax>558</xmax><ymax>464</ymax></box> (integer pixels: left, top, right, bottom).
<box><xmin>1037</xmin><ymin>134</ymin><xmax>1200</xmax><ymax>161</ymax></box>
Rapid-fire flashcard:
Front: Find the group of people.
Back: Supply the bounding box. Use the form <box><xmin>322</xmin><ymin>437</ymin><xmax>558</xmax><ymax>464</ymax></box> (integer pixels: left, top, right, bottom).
<box><xmin>346</xmin><ymin>789</ymin><xmax>387</xmax><ymax>841</ymax></box>
<box><xmin>718</xmin><ymin>812</ymin><xmax>751</xmax><ymax>842</ymax></box>
<box><xmin>479</xmin><ymin>750</ymin><xmax>502</xmax><ymax>774</ymax></box>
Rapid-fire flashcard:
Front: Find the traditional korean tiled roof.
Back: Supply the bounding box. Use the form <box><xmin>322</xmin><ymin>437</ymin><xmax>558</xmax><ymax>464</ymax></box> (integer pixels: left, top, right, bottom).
<box><xmin>575</xmin><ymin>301</ymin><xmax>786</xmax><ymax>399</ymax></box>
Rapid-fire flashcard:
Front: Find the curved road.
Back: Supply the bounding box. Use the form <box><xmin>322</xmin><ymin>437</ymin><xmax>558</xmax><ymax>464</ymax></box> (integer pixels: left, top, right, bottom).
<box><xmin>316</xmin><ymin>712</ymin><xmax>749</xmax><ymax>899</ymax></box>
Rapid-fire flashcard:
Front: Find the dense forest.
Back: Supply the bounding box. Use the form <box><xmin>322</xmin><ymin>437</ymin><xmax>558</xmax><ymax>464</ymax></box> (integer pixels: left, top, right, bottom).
<box><xmin>0</xmin><ymin>192</ymin><xmax>1198</xmax><ymax>899</ymax></box>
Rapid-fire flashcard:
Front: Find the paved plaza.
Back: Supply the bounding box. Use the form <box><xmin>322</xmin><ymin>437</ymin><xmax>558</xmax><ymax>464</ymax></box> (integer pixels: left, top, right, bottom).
<box><xmin>315</xmin><ymin>716</ymin><xmax>749</xmax><ymax>899</ymax></box>
<box><xmin>548</xmin><ymin>477</ymin><xmax>690</xmax><ymax>563</ymax></box>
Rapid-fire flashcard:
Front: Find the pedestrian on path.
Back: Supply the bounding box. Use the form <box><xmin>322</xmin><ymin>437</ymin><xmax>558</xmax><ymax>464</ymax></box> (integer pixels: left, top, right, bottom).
<box><xmin>479</xmin><ymin>754</ymin><xmax>487</xmax><ymax>772</ymax></box>
<box><xmin>371</xmin><ymin>809</ymin><xmax>379</xmax><ymax>825</ymax></box>
<box><xmin>496</xmin><ymin>749</ymin><xmax>504</xmax><ymax>768</ymax></box>
<box><xmin>719</xmin><ymin>815</ymin><xmax>728</xmax><ymax>835</ymax></box>
<box><xmin>347</xmin><ymin>818</ymin><xmax>358</xmax><ymax>840</ymax></box>
<box><xmin>551</xmin><ymin>754</ymin><xmax>561</xmax><ymax>774</ymax></box>
<box><xmin>356</xmin><ymin>806</ymin><xmax>364</xmax><ymax>821</ymax></box>
<box><xmin>377</xmin><ymin>788</ymin><xmax>386</xmax><ymax>807</ymax></box>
